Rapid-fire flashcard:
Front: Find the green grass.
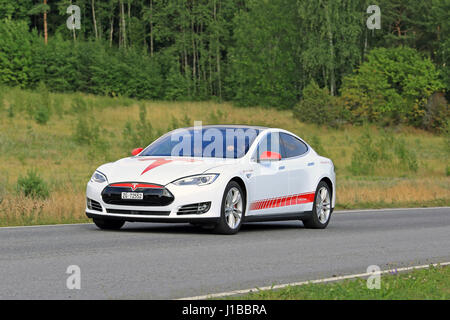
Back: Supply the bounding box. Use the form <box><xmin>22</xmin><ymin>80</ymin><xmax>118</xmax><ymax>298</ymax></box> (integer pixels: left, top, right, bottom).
<box><xmin>0</xmin><ymin>86</ymin><xmax>448</xmax><ymax>226</ymax></box>
<box><xmin>226</xmin><ymin>265</ymin><xmax>450</xmax><ymax>300</ymax></box>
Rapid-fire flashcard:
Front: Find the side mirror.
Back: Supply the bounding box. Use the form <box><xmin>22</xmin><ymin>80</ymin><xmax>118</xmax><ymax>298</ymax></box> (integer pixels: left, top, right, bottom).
<box><xmin>259</xmin><ymin>151</ymin><xmax>282</xmax><ymax>161</ymax></box>
<box><xmin>131</xmin><ymin>147</ymin><xmax>143</xmax><ymax>156</ymax></box>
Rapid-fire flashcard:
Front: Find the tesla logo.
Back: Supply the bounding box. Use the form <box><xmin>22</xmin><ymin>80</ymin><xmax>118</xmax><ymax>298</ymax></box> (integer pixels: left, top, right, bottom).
<box><xmin>131</xmin><ymin>183</ymin><xmax>138</xmax><ymax>191</ymax></box>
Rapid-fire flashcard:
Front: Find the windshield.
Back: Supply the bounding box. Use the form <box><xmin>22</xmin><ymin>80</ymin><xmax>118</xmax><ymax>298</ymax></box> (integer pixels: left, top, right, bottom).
<box><xmin>140</xmin><ymin>127</ymin><xmax>261</xmax><ymax>159</ymax></box>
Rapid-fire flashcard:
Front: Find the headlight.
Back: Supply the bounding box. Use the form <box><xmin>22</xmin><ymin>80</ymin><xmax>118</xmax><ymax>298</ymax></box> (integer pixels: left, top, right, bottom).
<box><xmin>90</xmin><ymin>171</ymin><xmax>108</xmax><ymax>183</ymax></box>
<box><xmin>172</xmin><ymin>174</ymin><xmax>219</xmax><ymax>186</ymax></box>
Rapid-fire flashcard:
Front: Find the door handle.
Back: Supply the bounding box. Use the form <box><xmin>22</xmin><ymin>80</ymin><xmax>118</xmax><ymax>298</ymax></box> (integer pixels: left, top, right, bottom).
<box><xmin>279</xmin><ymin>165</ymin><xmax>286</xmax><ymax>170</ymax></box>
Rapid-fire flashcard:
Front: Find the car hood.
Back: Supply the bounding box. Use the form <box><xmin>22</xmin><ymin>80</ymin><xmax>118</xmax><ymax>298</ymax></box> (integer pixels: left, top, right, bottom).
<box><xmin>97</xmin><ymin>156</ymin><xmax>235</xmax><ymax>185</ymax></box>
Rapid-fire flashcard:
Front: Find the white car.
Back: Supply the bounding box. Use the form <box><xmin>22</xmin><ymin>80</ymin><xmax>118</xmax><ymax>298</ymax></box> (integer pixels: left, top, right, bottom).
<box><xmin>86</xmin><ymin>125</ymin><xmax>335</xmax><ymax>234</ymax></box>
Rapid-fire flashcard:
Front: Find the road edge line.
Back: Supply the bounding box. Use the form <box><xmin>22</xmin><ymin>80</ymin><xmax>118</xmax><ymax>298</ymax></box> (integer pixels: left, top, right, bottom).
<box><xmin>178</xmin><ymin>261</ymin><xmax>450</xmax><ymax>300</ymax></box>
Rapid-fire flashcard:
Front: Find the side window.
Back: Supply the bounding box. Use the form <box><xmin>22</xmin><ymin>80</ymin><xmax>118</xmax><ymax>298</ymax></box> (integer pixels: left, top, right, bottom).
<box><xmin>280</xmin><ymin>133</ymin><xmax>308</xmax><ymax>158</ymax></box>
<box><xmin>254</xmin><ymin>132</ymin><xmax>282</xmax><ymax>160</ymax></box>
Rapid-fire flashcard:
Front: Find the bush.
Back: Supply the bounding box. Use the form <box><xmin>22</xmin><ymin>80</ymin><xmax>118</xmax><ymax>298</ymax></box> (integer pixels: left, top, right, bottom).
<box><xmin>0</xmin><ymin>19</ymin><xmax>36</xmax><ymax>87</ymax></box>
<box><xmin>349</xmin><ymin>129</ymin><xmax>418</xmax><ymax>176</ymax></box>
<box><xmin>17</xmin><ymin>169</ymin><xmax>50</xmax><ymax>199</ymax></box>
<box><xmin>0</xmin><ymin>85</ymin><xmax>4</xmax><ymax>110</ymax></box>
<box><xmin>422</xmin><ymin>92</ymin><xmax>449</xmax><ymax>132</ymax></box>
<box><xmin>294</xmin><ymin>81</ymin><xmax>341</xmax><ymax>126</ymax></box>
<box><xmin>122</xmin><ymin>104</ymin><xmax>159</xmax><ymax>149</ymax></box>
<box><xmin>444</xmin><ymin>120</ymin><xmax>450</xmax><ymax>164</ymax></box>
<box><xmin>341</xmin><ymin>47</ymin><xmax>445</xmax><ymax>129</ymax></box>
<box><xmin>73</xmin><ymin>116</ymin><xmax>99</xmax><ymax>145</ymax></box>
<box><xmin>34</xmin><ymin>83</ymin><xmax>51</xmax><ymax>124</ymax></box>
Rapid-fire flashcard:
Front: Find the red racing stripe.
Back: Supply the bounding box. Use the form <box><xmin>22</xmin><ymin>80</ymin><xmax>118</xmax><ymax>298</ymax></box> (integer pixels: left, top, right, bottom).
<box><xmin>250</xmin><ymin>192</ymin><xmax>316</xmax><ymax>211</ymax></box>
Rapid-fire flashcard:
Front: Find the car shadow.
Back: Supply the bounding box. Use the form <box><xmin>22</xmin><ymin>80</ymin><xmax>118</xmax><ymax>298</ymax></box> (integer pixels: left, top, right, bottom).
<box><xmin>106</xmin><ymin>220</ymin><xmax>305</xmax><ymax>235</ymax></box>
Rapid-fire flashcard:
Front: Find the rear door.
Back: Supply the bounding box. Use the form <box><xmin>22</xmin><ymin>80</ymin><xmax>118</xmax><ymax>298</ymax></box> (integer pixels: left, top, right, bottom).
<box><xmin>279</xmin><ymin>132</ymin><xmax>316</xmax><ymax>213</ymax></box>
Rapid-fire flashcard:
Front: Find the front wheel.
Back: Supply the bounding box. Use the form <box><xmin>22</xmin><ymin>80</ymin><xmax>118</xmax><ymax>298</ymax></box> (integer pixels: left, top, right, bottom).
<box><xmin>93</xmin><ymin>218</ymin><xmax>125</xmax><ymax>230</ymax></box>
<box><xmin>302</xmin><ymin>181</ymin><xmax>332</xmax><ymax>229</ymax></box>
<box><xmin>213</xmin><ymin>181</ymin><xmax>245</xmax><ymax>235</ymax></box>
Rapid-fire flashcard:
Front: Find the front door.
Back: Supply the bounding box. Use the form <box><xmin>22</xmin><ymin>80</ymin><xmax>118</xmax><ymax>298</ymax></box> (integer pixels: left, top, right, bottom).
<box><xmin>247</xmin><ymin>132</ymin><xmax>291</xmax><ymax>216</ymax></box>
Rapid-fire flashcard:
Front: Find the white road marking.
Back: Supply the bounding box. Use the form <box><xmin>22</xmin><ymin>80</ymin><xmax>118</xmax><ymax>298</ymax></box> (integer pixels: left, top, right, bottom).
<box><xmin>178</xmin><ymin>261</ymin><xmax>450</xmax><ymax>300</ymax></box>
<box><xmin>336</xmin><ymin>207</ymin><xmax>450</xmax><ymax>214</ymax></box>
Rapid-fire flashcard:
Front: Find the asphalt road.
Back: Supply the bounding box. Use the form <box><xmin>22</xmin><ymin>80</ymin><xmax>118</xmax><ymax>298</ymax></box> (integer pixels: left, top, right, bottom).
<box><xmin>0</xmin><ymin>207</ymin><xmax>449</xmax><ymax>299</ymax></box>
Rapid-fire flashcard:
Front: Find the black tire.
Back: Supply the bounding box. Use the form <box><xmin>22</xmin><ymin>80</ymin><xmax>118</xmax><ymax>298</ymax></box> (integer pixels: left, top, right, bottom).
<box><xmin>93</xmin><ymin>218</ymin><xmax>125</xmax><ymax>230</ymax></box>
<box><xmin>302</xmin><ymin>181</ymin><xmax>332</xmax><ymax>229</ymax></box>
<box><xmin>213</xmin><ymin>181</ymin><xmax>245</xmax><ymax>235</ymax></box>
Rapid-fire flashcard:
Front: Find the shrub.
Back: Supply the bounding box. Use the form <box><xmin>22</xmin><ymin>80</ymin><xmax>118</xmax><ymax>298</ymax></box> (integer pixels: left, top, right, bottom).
<box><xmin>293</xmin><ymin>81</ymin><xmax>341</xmax><ymax>127</ymax></box>
<box><xmin>349</xmin><ymin>130</ymin><xmax>385</xmax><ymax>175</ymax></box>
<box><xmin>73</xmin><ymin>116</ymin><xmax>99</xmax><ymax>145</ymax></box>
<box><xmin>393</xmin><ymin>138</ymin><xmax>418</xmax><ymax>173</ymax></box>
<box><xmin>71</xmin><ymin>95</ymin><xmax>89</xmax><ymax>114</ymax></box>
<box><xmin>122</xmin><ymin>104</ymin><xmax>158</xmax><ymax>149</ymax></box>
<box><xmin>341</xmin><ymin>47</ymin><xmax>445</xmax><ymax>129</ymax></box>
<box><xmin>307</xmin><ymin>135</ymin><xmax>326</xmax><ymax>156</ymax></box>
<box><xmin>444</xmin><ymin>120</ymin><xmax>450</xmax><ymax>156</ymax></box>
<box><xmin>34</xmin><ymin>83</ymin><xmax>51</xmax><ymax>124</ymax></box>
<box><xmin>421</xmin><ymin>92</ymin><xmax>449</xmax><ymax>132</ymax></box>
<box><xmin>349</xmin><ymin>129</ymin><xmax>418</xmax><ymax>176</ymax></box>
<box><xmin>0</xmin><ymin>19</ymin><xmax>36</xmax><ymax>87</ymax></box>
<box><xmin>34</xmin><ymin>105</ymin><xmax>50</xmax><ymax>124</ymax></box>
<box><xmin>0</xmin><ymin>85</ymin><xmax>4</xmax><ymax>110</ymax></box>
<box><xmin>7</xmin><ymin>103</ymin><xmax>14</xmax><ymax>118</ymax></box>
<box><xmin>52</xmin><ymin>95</ymin><xmax>64</xmax><ymax>118</ymax></box>
<box><xmin>17</xmin><ymin>169</ymin><xmax>50</xmax><ymax>199</ymax></box>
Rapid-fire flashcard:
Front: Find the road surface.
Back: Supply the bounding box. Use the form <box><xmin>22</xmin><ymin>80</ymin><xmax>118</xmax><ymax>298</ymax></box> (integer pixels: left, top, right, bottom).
<box><xmin>0</xmin><ymin>207</ymin><xmax>449</xmax><ymax>299</ymax></box>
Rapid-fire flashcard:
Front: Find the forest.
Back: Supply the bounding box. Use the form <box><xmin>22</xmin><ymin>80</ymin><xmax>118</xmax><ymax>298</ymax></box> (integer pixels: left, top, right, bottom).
<box><xmin>0</xmin><ymin>0</ymin><xmax>448</xmax><ymax>130</ymax></box>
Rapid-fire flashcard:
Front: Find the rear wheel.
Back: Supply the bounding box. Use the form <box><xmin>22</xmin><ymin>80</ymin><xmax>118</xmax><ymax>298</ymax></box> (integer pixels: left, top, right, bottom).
<box><xmin>93</xmin><ymin>218</ymin><xmax>125</xmax><ymax>230</ymax></box>
<box><xmin>213</xmin><ymin>181</ymin><xmax>245</xmax><ymax>235</ymax></box>
<box><xmin>302</xmin><ymin>181</ymin><xmax>332</xmax><ymax>229</ymax></box>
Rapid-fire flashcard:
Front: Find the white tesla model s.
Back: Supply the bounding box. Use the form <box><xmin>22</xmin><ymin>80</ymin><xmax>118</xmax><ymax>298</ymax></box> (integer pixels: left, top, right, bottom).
<box><xmin>86</xmin><ymin>125</ymin><xmax>335</xmax><ymax>234</ymax></box>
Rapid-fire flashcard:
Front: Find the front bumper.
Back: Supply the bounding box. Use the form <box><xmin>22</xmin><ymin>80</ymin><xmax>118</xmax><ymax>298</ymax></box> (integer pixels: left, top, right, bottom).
<box><xmin>85</xmin><ymin>211</ymin><xmax>220</xmax><ymax>224</ymax></box>
<box><xmin>85</xmin><ymin>179</ymin><xmax>225</xmax><ymax>223</ymax></box>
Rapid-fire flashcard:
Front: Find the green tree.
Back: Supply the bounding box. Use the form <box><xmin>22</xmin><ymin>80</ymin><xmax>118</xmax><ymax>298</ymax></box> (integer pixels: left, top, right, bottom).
<box><xmin>341</xmin><ymin>47</ymin><xmax>445</xmax><ymax>127</ymax></box>
<box><xmin>229</xmin><ymin>0</ymin><xmax>300</xmax><ymax>108</ymax></box>
<box><xmin>0</xmin><ymin>19</ymin><xmax>36</xmax><ymax>87</ymax></box>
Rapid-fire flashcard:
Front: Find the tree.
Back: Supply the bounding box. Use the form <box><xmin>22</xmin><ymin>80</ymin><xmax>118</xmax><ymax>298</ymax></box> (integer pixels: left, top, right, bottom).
<box><xmin>341</xmin><ymin>47</ymin><xmax>445</xmax><ymax>127</ymax></box>
<box><xmin>229</xmin><ymin>0</ymin><xmax>300</xmax><ymax>108</ymax></box>
<box><xmin>28</xmin><ymin>0</ymin><xmax>51</xmax><ymax>44</ymax></box>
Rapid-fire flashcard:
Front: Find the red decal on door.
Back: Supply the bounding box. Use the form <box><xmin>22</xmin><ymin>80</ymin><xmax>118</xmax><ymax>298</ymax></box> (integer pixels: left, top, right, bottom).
<box><xmin>250</xmin><ymin>192</ymin><xmax>315</xmax><ymax>211</ymax></box>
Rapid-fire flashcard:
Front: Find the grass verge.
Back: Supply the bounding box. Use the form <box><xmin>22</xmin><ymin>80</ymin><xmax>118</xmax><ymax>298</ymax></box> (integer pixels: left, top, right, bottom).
<box><xmin>227</xmin><ymin>265</ymin><xmax>450</xmax><ymax>300</ymax></box>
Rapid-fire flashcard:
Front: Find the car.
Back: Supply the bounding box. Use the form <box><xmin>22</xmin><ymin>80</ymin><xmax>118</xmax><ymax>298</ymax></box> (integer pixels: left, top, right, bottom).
<box><xmin>85</xmin><ymin>125</ymin><xmax>335</xmax><ymax>234</ymax></box>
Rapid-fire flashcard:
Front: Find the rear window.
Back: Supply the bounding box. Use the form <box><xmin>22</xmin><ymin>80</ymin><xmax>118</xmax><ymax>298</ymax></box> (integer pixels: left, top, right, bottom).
<box><xmin>280</xmin><ymin>133</ymin><xmax>308</xmax><ymax>158</ymax></box>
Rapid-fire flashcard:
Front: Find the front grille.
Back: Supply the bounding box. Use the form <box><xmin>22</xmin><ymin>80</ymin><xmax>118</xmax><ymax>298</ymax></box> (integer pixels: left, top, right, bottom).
<box><xmin>87</xmin><ymin>198</ymin><xmax>102</xmax><ymax>212</ymax></box>
<box><xmin>177</xmin><ymin>202</ymin><xmax>211</xmax><ymax>215</ymax></box>
<box><xmin>106</xmin><ymin>209</ymin><xmax>170</xmax><ymax>216</ymax></box>
<box><xmin>102</xmin><ymin>183</ymin><xmax>174</xmax><ymax>206</ymax></box>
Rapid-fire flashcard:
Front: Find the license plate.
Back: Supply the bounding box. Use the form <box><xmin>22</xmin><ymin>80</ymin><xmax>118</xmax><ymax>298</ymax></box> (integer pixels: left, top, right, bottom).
<box><xmin>121</xmin><ymin>192</ymin><xmax>144</xmax><ymax>200</ymax></box>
